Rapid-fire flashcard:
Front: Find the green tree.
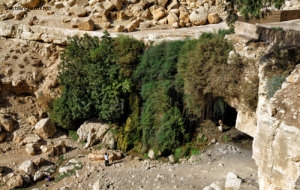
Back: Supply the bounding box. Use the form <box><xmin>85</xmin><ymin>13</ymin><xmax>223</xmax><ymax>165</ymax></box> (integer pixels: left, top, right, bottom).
<box><xmin>134</xmin><ymin>41</ymin><xmax>187</xmax><ymax>155</ymax></box>
<box><xmin>51</xmin><ymin>32</ymin><xmax>144</xmax><ymax>129</ymax></box>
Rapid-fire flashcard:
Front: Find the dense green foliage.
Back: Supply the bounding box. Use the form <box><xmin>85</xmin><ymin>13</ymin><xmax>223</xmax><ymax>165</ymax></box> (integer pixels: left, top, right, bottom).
<box><xmin>177</xmin><ymin>31</ymin><xmax>249</xmax><ymax>120</ymax></box>
<box><xmin>51</xmin><ymin>30</ymin><xmax>264</xmax><ymax>157</ymax></box>
<box><xmin>134</xmin><ymin>41</ymin><xmax>187</xmax><ymax>155</ymax></box>
<box><xmin>51</xmin><ymin>32</ymin><xmax>144</xmax><ymax>129</ymax></box>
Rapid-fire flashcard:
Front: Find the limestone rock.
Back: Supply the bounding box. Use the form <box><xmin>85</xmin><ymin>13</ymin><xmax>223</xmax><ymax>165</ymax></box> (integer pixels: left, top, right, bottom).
<box><xmin>157</xmin><ymin>0</ymin><xmax>168</xmax><ymax>7</ymax></box>
<box><xmin>25</xmin><ymin>143</ymin><xmax>37</xmax><ymax>155</ymax></box>
<box><xmin>7</xmin><ymin>174</ymin><xmax>23</xmax><ymax>188</ymax></box>
<box><xmin>148</xmin><ymin>149</ymin><xmax>155</xmax><ymax>159</ymax></box>
<box><xmin>71</xmin><ymin>18</ymin><xmax>80</xmax><ymax>28</ymax></box>
<box><xmin>208</xmin><ymin>13</ymin><xmax>220</xmax><ymax>24</ymax></box>
<box><xmin>225</xmin><ymin>172</ymin><xmax>241</xmax><ymax>190</ymax></box>
<box><xmin>88</xmin><ymin>151</ymin><xmax>105</xmax><ymax>161</ymax></box>
<box><xmin>31</xmin><ymin>156</ymin><xmax>47</xmax><ymax>166</ymax></box>
<box><xmin>167</xmin><ymin>0</ymin><xmax>179</xmax><ymax>10</ymax></box>
<box><xmin>21</xmin><ymin>134</ymin><xmax>41</xmax><ymax>145</ymax></box>
<box><xmin>33</xmin><ymin>165</ymin><xmax>56</xmax><ymax>181</ymax></box>
<box><xmin>151</xmin><ymin>7</ymin><xmax>166</xmax><ymax>20</ymax></box>
<box><xmin>111</xmin><ymin>0</ymin><xmax>123</xmax><ymax>10</ymax></box>
<box><xmin>101</xmin><ymin>130</ymin><xmax>115</xmax><ymax>149</ymax></box>
<box><xmin>125</xmin><ymin>19</ymin><xmax>140</xmax><ymax>32</ymax></box>
<box><xmin>69</xmin><ymin>5</ymin><xmax>87</xmax><ymax>17</ymax></box>
<box><xmin>77</xmin><ymin>120</ymin><xmax>110</xmax><ymax>147</ymax></box>
<box><xmin>21</xmin><ymin>0</ymin><xmax>41</xmax><ymax>8</ymax></box>
<box><xmin>88</xmin><ymin>150</ymin><xmax>123</xmax><ymax>161</ymax></box>
<box><xmin>47</xmin><ymin>141</ymin><xmax>67</xmax><ymax>157</ymax></box>
<box><xmin>0</xmin><ymin>116</ymin><xmax>14</xmax><ymax>132</ymax></box>
<box><xmin>19</xmin><ymin>160</ymin><xmax>36</xmax><ymax>175</ymax></box>
<box><xmin>102</xmin><ymin>21</ymin><xmax>111</xmax><ymax>29</ymax></box>
<box><xmin>114</xmin><ymin>24</ymin><xmax>124</xmax><ymax>32</ymax></box>
<box><xmin>102</xmin><ymin>0</ymin><xmax>115</xmax><ymax>11</ymax></box>
<box><xmin>179</xmin><ymin>10</ymin><xmax>190</xmax><ymax>27</ymax></box>
<box><xmin>78</xmin><ymin>19</ymin><xmax>95</xmax><ymax>31</ymax></box>
<box><xmin>189</xmin><ymin>7</ymin><xmax>208</xmax><ymax>25</ymax></box>
<box><xmin>13</xmin><ymin>10</ymin><xmax>27</xmax><ymax>20</ymax></box>
<box><xmin>34</xmin><ymin>118</ymin><xmax>57</xmax><ymax>139</ymax></box>
<box><xmin>54</xmin><ymin>2</ymin><xmax>64</xmax><ymax>9</ymax></box>
<box><xmin>167</xmin><ymin>12</ymin><xmax>179</xmax><ymax>26</ymax></box>
<box><xmin>168</xmin><ymin>154</ymin><xmax>175</xmax><ymax>163</ymax></box>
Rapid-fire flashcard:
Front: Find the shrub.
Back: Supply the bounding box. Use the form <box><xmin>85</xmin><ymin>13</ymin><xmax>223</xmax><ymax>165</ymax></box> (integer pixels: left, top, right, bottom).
<box><xmin>50</xmin><ymin>32</ymin><xmax>144</xmax><ymax>129</ymax></box>
<box><xmin>266</xmin><ymin>75</ymin><xmax>285</xmax><ymax>98</ymax></box>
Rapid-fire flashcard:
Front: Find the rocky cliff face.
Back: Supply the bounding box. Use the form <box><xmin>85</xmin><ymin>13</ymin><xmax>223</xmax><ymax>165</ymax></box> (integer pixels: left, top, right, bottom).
<box><xmin>233</xmin><ymin>21</ymin><xmax>300</xmax><ymax>190</ymax></box>
<box><xmin>253</xmin><ymin>60</ymin><xmax>300</xmax><ymax>190</ymax></box>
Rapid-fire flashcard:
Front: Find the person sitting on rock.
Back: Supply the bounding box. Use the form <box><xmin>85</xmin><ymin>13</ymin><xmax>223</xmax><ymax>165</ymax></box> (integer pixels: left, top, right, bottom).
<box><xmin>104</xmin><ymin>153</ymin><xmax>109</xmax><ymax>166</ymax></box>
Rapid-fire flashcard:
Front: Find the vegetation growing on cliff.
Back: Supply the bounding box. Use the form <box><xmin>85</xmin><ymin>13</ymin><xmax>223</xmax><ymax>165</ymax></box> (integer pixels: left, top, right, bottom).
<box><xmin>51</xmin><ymin>30</ymin><xmax>260</xmax><ymax>156</ymax></box>
<box><xmin>264</xmin><ymin>47</ymin><xmax>300</xmax><ymax>98</ymax></box>
<box><xmin>50</xmin><ymin>32</ymin><xmax>144</xmax><ymax>129</ymax></box>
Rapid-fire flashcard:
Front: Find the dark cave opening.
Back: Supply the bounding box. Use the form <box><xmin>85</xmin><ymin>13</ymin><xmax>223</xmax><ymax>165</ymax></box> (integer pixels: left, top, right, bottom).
<box><xmin>222</xmin><ymin>104</ymin><xmax>238</xmax><ymax>127</ymax></box>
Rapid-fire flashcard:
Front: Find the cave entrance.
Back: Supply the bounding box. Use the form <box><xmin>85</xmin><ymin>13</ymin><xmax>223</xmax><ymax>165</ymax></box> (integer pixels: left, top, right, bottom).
<box><xmin>222</xmin><ymin>104</ymin><xmax>237</xmax><ymax>127</ymax></box>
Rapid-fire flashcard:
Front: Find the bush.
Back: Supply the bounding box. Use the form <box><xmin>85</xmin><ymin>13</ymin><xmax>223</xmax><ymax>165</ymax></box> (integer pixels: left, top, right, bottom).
<box><xmin>51</xmin><ymin>32</ymin><xmax>144</xmax><ymax>129</ymax></box>
<box><xmin>266</xmin><ymin>75</ymin><xmax>285</xmax><ymax>98</ymax></box>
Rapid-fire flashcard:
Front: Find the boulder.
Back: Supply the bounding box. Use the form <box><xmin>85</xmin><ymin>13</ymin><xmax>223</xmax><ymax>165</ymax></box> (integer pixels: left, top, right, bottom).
<box><xmin>69</xmin><ymin>5</ymin><xmax>87</xmax><ymax>17</ymax></box>
<box><xmin>77</xmin><ymin>120</ymin><xmax>110</xmax><ymax>147</ymax></box>
<box><xmin>33</xmin><ymin>165</ymin><xmax>56</xmax><ymax>181</ymax></box>
<box><xmin>102</xmin><ymin>21</ymin><xmax>111</xmax><ymax>29</ymax></box>
<box><xmin>208</xmin><ymin>13</ymin><xmax>221</xmax><ymax>24</ymax></box>
<box><xmin>25</xmin><ymin>143</ymin><xmax>36</xmax><ymax>155</ymax></box>
<box><xmin>151</xmin><ymin>7</ymin><xmax>166</xmax><ymax>20</ymax></box>
<box><xmin>157</xmin><ymin>0</ymin><xmax>168</xmax><ymax>8</ymax></box>
<box><xmin>21</xmin><ymin>0</ymin><xmax>41</xmax><ymax>8</ymax></box>
<box><xmin>114</xmin><ymin>25</ymin><xmax>124</xmax><ymax>32</ymax></box>
<box><xmin>78</xmin><ymin>19</ymin><xmax>94</xmax><ymax>31</ymax></box>
<box><xmin>148</xmin><ymin>149</ymin><xmax>155</xmax><ymax>159</ymax></box>
<box><xmin>0</xmin><ymin>133</ymin><xmax>6</xmax><ymax>143</ymax></box>
<box><xmin>101</xmin><ymin>130</ymin><xmax>115</xmax><ymax>149</ymax></box>
<box><xmin>167</xmin><ymin>0</ymin><xmax>179</xmax><ymax>10</ymax></box>
<box><xmin>47</xmin><ymin>140</ymin><xmax>67</xmax><ymax>157</ymax></box>
<box><xmin>102</xmin><ymin>0</ymin><xmax>115</xmax><ymax>11</ymax></box>
<box><xmin>167</xmin><ymin>12</ymin><xmax>179</xmax><ymax>25</ymax></box>
<box><xmin>0</xmin><ymin>115</ymin><xmax>14</xmax><ymax>132</ymax></box>
<box><xmin>19</xmin><ymin>160</ymin><xmax>36</xmax><ymax>175</ymax></box>
<box><xmin>88</xmin><ymin>151</ymin><xmax>105</xmax><ymax>161</ymax></box>
<box><xmin>6</xmin><ymin>174</ymin><xmax>23</xmax><ymax>188</ymax></box>
<box><xmin>111</xmin><ymin>0</ymin><xmax>123</xmax><ymax>10</ymax></box>
<box><xmin>88</xmin><ymin>150</ymin><xmax>123</xmax><ymax>161</ymax></box>
<box><xmin>189</xmin><ymin>7</ymin><xmax>208</xmax><ymax>25</ymax></box>
<box><xmin>225</xmin><ymin>172</ymin><xmax>241</xmax><ymax>190</ymax></box>
<box><xmin>71</xmin><ymin>18</ymin><xmax>80</xmax><ymax>28</ymax></box>
<box><xmin>54</xmin><ymin>2</ymin><xmax>64</xmax><ymax>9</ymax></box>
<box><xmin>13</xmin><ymin>10</ymin><xmax>27</xmax><ymax>20</ymax></box>
<box><xmin>125</xmin><ymin>19</ymin><xmax>140</xmax><ymax>32</ymax></box>
<box><xmin>34</xmin><ymin>118</ymin><xmax>57</xmax><ymax>139</ymax></box>
<box><xmin>179</xmin><ymin>10</ymin><xmax>190</xmax><ymax>27</ymax></box>
<box><xmin>21</xmin><ymin>134</ymin><xmax>41</xmax><ymax>145</ymax></box>
<box><xmin>31</xmin><ymin>156</ymin><xmax>47</xmax><ymax>166</ymax></box>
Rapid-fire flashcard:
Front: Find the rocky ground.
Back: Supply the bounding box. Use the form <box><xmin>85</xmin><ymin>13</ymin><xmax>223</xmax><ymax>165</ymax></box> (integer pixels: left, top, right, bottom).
<box><xmin>0</xmin><ymin>122</ymin><xmax>259</xmax><ymax>190</ymax></box>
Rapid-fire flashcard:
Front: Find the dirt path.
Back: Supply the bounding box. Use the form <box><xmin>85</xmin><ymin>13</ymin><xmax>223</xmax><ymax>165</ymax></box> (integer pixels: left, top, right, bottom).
<box><xmin>27</xmin><ymin>141</ymin><xmax>258</xmax><ymax>190</ymax></box>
